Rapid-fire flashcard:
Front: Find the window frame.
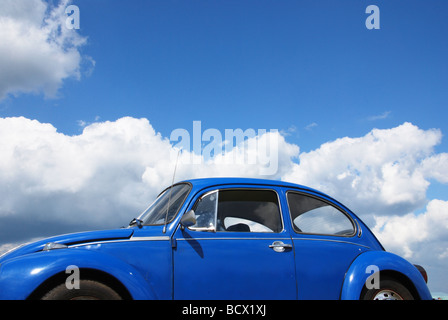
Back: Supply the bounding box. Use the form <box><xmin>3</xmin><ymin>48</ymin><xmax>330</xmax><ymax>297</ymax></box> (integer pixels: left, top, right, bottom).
<box><xmin>189</xmin><ymin>189</ymin><xmax>219</xmax><ymax>232</ymax></box>
<box><xmin>286</xmin><ymin>190</ymin><xmax>357</xmax><ymax>237</ymax></box>
<box><xmin>188</xmin><ymin>187</ymin><xmax>285</xmax><ymax>234</ymax></box>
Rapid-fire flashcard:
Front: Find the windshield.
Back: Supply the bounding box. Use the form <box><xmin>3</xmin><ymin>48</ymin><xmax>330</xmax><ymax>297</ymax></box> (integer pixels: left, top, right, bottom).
<box><xmin>138</xmin><ymin>183</ymin><xmax>191</xmax><ymax>226</ymax></box>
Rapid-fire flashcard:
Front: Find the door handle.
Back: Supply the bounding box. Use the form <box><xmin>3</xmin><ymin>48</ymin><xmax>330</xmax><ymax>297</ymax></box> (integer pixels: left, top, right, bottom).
<box><xmin>269</xmin><ymin>241</ymin><xmax>292</xmax><ymax>252</ymax></box>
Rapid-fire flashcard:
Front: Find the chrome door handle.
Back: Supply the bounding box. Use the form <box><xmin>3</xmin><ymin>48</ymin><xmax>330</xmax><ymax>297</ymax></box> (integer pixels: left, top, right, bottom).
<box><xmin>269</xmin><ymin>241</ymin><xmax>292</xmax><ymax>252</ymax></box>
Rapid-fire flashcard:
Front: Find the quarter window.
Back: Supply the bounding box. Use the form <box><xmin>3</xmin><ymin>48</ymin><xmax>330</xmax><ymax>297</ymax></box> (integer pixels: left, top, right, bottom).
<box><xmin>190</xmin><ymin>189</ymin><xmax>282</xmax><ymax>233</ymax></box>
<box><xmin>287</xmin><ymin>192</ymin><xmax>355</xmax><ymax>236</ymax></box>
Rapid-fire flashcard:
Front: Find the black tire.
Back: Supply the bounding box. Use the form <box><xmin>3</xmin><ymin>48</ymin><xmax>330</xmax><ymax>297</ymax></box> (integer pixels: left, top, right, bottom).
<box><xmin>361</xmin><ymin>278</ymin><xmax>414</xmax><ymax>300</ymax></box>
<box><xmin>41</xmin><ymin>280</ymin><xmax>122</xmax><ymax>300</ymax></box>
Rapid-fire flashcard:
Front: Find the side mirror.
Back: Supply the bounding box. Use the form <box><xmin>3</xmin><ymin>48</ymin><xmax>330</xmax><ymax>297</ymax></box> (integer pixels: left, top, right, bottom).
<box><xmin>180</xmin><ymin>210</ymin><xmax>197</xmax><ymax>228</ymax></box>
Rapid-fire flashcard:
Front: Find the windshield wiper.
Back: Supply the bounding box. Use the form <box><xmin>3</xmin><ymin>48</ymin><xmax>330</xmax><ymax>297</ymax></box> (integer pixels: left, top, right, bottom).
<box><xmin>129</xmin><ymin>218</ymin><xmax>143</xmax><ymax>228</ymax></box>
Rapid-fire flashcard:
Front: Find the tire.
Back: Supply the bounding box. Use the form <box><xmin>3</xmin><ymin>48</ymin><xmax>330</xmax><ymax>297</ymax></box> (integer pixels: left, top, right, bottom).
<box><xmin>41</xmin><ymin>280</ymin><xmax>122</xmax><ymax>300</ymax></box>
<box><xmin>361</xmin><ymin>278</ymin><xmax>414</xmax><ymax>300</ymax></box>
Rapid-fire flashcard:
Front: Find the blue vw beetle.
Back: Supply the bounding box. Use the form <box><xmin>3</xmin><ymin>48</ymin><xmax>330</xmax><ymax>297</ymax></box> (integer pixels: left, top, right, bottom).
<box><xmin>0</xmin><ymin>178</ymin><xmax>431</xmax><ymax>300</ymax></box>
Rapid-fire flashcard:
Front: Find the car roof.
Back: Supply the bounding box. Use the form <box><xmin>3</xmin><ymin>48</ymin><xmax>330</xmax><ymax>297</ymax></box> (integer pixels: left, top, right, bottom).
<box><xmin>177</xmin><ymin>177</ymin><xmax>351</xmax><ymax>212</ymax></box>
<box><xmin>179</xmin><ymin>177</ymin><xmax>321</xmax><ymax>194</ymax></box>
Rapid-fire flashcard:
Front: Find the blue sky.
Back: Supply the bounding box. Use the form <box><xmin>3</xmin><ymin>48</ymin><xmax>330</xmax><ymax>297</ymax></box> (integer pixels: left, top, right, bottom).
<box><xmin>1</xmin><ymin>0</ymin><xmax>448</xmax><ymax>294</ymax></box>
<box><xmin>4</xmin><ymin>0</ymin><xmax>447</xmax><ymax>201</ymax></box>
<box><xmin>3</xmin><ymin>0</ymin><xmax>448</xmax><ymax>151</ymax></box>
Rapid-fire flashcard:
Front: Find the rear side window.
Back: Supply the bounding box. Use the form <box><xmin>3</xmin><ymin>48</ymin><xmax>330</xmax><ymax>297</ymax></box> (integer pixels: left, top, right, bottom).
<box><xmin>287</xmin><ymin>192</ymin><xmax>355</xmax><ymax>236</ymax></box>
<box><xmin>191</xmin><ymin>189</ymin><xmax>283</xmax><ymax>233</ymax></box>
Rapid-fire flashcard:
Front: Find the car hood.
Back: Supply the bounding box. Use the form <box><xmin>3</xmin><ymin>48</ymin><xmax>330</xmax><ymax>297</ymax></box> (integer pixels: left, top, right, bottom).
<box><xmin>0</xmin><ymin>228</ymin><xmax>134</xmax><ymax>262</ymax></box>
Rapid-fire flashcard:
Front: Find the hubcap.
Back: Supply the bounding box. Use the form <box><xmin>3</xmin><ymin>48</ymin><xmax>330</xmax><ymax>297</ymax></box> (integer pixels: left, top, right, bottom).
<box><xmin>373</xmin><ymin>290</ymin><xmax>403</xmax><ymax>300</ymax></box>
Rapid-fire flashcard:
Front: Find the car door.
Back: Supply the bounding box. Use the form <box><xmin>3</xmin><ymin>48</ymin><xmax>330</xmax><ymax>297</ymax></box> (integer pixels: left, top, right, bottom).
<box><xmin>286</xmin><ymin>190</ymin><xmax>368</xmax><ymax>299</ymax></box>
<box><xmin>173</xmin><ymin>186</ymin><xmax>297</xmax><ymax>300</ymax></box>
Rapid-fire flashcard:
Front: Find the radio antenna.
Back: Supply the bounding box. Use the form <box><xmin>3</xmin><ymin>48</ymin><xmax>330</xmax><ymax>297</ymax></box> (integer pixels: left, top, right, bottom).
<box><xmin>163</xmin><ymin>149</ymin><xmax>181</xmax><ymax>233</ymax></box>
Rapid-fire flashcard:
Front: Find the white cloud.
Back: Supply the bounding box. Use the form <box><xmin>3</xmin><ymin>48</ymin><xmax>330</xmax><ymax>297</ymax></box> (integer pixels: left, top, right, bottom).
<box><xmin>368</xmin><ymin>110</ymin><xmax>391</xmax><ymax>121</ymax></box>
<box><xmin>0</xmin><ymin>116</ymin><xmax>447</xmax><ymax>291</ymax></box>
<box><xmin>372</xmin><ymin>200</ymin><xmax>448</xmax><ymax>258</ymax></box>
<box><xmin>0</xmin><ymin>117</ymin><xmax>163</xmax><ymax>228</ymax></box>
<box><xmin>371</xmin><ymin>199</ymin><xmax>448</xmax><ymax>291</ymax></box>
<box><xmin>0</xmin><ymin>116</ymin><xmax>297</xmax><ymax>233</ymax></box>
<box><xmin>283</xmin><ymin>122</ymin><xmax>445</xmax><ymax>218</ymax></box>
<box><xmin>0</xmin><ymin>0</ymin><xmax>91</xmax><ymax>100</ymax></box>
<box><xmin>305</xmin><ymin>122</ymin><xmax>318</xmax><ymax>131</ymax></box>
<box><xmin>0</xmin><ymin>117</ymin><xmax>446</xmax><ymax>231</ymax></box>
<box><xmin>420</xmin><ymin>153</ymin><xmax>448</xmax><ymax>184</ymax></box>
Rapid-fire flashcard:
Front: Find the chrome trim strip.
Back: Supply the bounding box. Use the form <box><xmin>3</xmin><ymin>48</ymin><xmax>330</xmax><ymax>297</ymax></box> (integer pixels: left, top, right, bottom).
<box><xmin>355</xmin><ymin>219</ymin><xmax>363</xmax><ymax>237</ymax></box>
<box><xmin>177</xmin><ymin>237</ymin><xmax>292</xmax><ymax>241</ymax></box>
<box><xmin>68</xmin><ymin>236</ymin><xmax>170</xmax><ymax>248</ymax></box>
<box><xmin>130</xmin><ymin>236</ymin><xmax>170</xmax><ymax>241</ymax></box>
<box><xmin>291</xmin><ymin>237</ymin><xmax>371</xmax><ymax>249</ymax></box>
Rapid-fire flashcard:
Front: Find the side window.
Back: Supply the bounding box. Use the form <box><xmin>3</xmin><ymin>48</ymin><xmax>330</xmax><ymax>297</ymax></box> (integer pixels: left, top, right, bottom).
<box><xmin>218</xmin><ymin>189</ymin><xmax>282</xmax><ymax>233</ymax></box>
<box><xmin>189</xmin><ymin>189</ymin><xmax>283</xmax><ymax>233</ymax></box>
<box><xmin>287</xmin><ymin>192</ymin><xmax>355</xmax><ymax>236</ymax></box>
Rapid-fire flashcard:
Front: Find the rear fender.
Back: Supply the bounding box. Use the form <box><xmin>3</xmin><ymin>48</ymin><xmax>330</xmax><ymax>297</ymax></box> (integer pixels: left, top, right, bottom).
<box><xmin>340</xmin><ymin>250</ymin><xmax>432</xmax><ymax>300</ymax></box>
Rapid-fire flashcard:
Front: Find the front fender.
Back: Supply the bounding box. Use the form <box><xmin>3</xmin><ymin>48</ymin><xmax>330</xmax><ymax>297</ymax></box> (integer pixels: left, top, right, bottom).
<box><xmin>340</xmin><ymin>250</ymin><xmax>432</xmax><ymax>300</ymax></box>
<box><xmin>0</xmin><ymin>249</ymin><xmax>156</xmax><ymax>300</ymax></box>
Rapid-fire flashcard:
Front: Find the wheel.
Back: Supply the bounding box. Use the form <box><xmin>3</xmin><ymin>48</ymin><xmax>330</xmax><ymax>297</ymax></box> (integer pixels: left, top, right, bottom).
<box><xmin>361</xmin><ymin>278</ymin><xmax>414</xmax><ymax>300</ymax></box>
<box><xmin>41</xmin><ymin>280</ymin><xmax>122</xmax><ymax>300</ymax></box>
